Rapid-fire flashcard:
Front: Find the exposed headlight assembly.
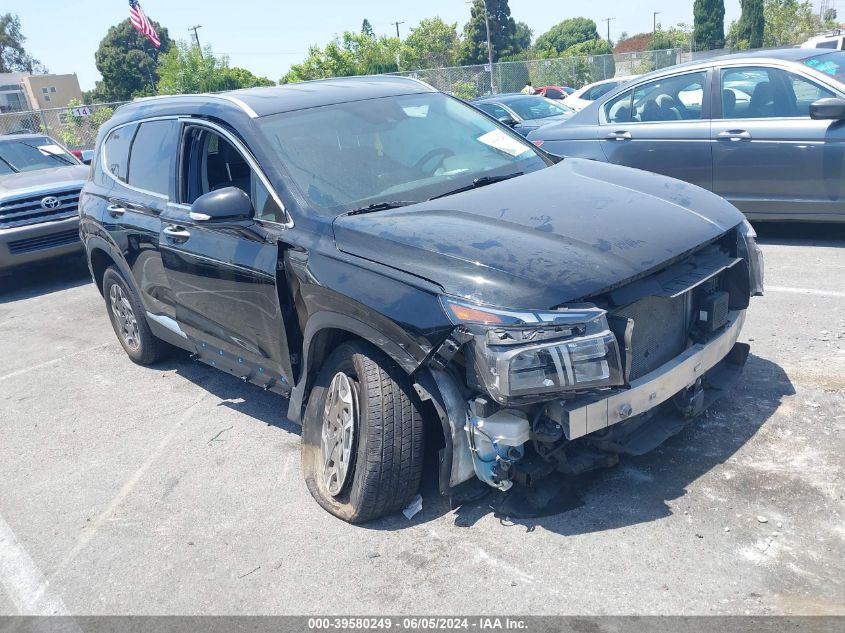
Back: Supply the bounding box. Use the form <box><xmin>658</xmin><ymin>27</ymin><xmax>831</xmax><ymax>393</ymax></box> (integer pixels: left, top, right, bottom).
<box><xmin>737</xmin><ymin>219</ymin><xmax>764</xmax><ymax>296</ymax></box>
<box><xmin>442</xmin><ymin>297</ymin><xmax>624</xmax><ymax>404</ymax></box>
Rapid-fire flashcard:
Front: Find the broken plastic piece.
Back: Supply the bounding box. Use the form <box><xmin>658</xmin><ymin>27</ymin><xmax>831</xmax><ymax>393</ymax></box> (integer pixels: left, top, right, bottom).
<box><xmin>402</xmin><ymin>494</ymin><xmax>423</xmax><ymax>520</ymax></box>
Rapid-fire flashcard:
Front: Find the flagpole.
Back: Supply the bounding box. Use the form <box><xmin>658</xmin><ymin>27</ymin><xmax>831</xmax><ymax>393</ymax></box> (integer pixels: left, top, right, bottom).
<box><xmin>140</xmin><ymin>39</ymin><xmax>157</xmax><ymax>94</ymax></box>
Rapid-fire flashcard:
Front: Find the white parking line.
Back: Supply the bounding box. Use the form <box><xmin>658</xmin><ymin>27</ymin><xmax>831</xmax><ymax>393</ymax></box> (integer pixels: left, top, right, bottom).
<box><xmin>47</xmin><ymin>393</ymin><xmax>210</xmax><ymax>585</ymax></box>
<box><xmin>0</xmin><ymin>513</ymin><xmax>70</xmax><ymax>616</ymax></box>
<box><xmin>0</xmin><ymin>344</ymin><xmax>111</xmax><ymax>383</ymax></box>
<box><xmin>766</xmin><ymin>285</ymin><xmax>845</xmax><ymax>299</ymax></box>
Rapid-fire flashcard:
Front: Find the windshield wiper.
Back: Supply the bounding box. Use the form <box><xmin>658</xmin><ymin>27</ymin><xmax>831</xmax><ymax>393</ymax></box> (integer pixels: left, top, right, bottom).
<box><xmin>429</xmin><ymin>172</ymin><xmax>523</xmax><ymax>200</ymax></box>
<box><xmin>0</xmin><ymin>155</ymin><xmax>19</xmax><ymax>173</ymax></box>
<box><xmin>346</xmin><ymin>200</ymin><xmax>418</xmax><ymax>216</ymax></box>
<box><xmin>18</xmin><ymin>142</ymin><xmax>75</xmax><ymax>166</ymax></box>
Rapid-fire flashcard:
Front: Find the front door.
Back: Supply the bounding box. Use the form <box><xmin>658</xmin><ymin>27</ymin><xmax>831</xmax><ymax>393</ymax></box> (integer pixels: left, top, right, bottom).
<box><xmin>712</xmin><ymin>65</ymin><xmax>845</xmax><ymax>220</ymax></box>
<box><xmin>600</xmin><ymin>70</ymin><xmax>713</xmax><ymax>191</ymax></box>
<box><xmin>159</xmin><ymin>121</ymin><xmax>293</xmax><ymax>391</ymax></box>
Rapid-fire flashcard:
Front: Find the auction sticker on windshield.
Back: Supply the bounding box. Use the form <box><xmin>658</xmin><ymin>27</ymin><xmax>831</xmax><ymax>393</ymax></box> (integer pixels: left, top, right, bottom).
<box><xmin>477</xmin><ymin>129</ymin><xmax>531</xmax><ymax>157</ymax></box>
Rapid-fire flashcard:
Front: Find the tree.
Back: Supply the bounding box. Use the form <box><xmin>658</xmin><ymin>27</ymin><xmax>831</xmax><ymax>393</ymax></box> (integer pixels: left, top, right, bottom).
<box><xmin>693</xmin><ymin>0</ymin><xmax>726</xmax><ymax>50</ymax></box>
<box><xmin>460</xmin><ymin>0</ymin><xmax>526</xmax><ymax>64</ymax></box>
<box><xmin>281</xmin><ymin>32</ymin><xmax>400</xmax><ymax>83</ymax></box>
<box><xmin>401</xmin><ymin>18</ymin><xmax>460</xmax><ymax>70</ymax></box>
<box><xmin>361</xmin><ymin>19</ymin><xmax>375</xmax><ymax>38</ymax></box>
<box><xmin>55</xmin><ymin>98</ymin><xmax>114</xmax><ymax>149</ymax></box>
<box><xmin>513</xmin><ymin>22</ymin><xmax>533</xmax><ymax>52</ymax></box>
<box><xmin>0</xmin><ymin>13</ymin><xmax>45</xmax><ymax>73</ymax></box>
<box><xmin>93</xmin><ymin>19</ymin><xmax>172</xmax><ymax>102</ymax></box>
<box><xmin>534</xmin><ymin>18</ymin><xmax>600</xmax><ymax>55</ymax></box>
<box><xmin>735</xmin><ymin>0</ymin><xmax>765</xmax><ymax>49</ymax></box>
<box><xmin>762</xmin><ymin>0</ymin><xmax>837</xmax><ymax>47</ymax></box>
<box><xmin>157</xmin><ymin>41</ymin><xmax>274</xmax><ymax>95</ymax></box>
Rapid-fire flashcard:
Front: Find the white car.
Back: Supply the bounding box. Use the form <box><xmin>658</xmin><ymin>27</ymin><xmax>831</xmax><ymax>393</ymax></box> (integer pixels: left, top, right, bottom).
<box><xmin>801</xmin><ymin>30</ymin><xmax>845</xmax><ymax>51</ymax></box>
<box><xmin>562</xmin><ymin>75</ymin><xmax>639</xmax><ymax>111</ymax></box>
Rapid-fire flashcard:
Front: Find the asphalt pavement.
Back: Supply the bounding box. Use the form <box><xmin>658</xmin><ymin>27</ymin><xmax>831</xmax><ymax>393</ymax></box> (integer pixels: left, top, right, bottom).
<box><xmin>0</xmin><ymin>223</ymin><xmax>843</xmax><ymax>615</ymax></box>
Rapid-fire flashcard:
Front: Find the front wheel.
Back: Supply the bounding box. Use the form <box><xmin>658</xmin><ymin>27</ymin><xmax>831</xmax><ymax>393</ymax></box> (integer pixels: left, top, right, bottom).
<box><xmin>301</xmin><ymin>341</ymin><xmax>425</xmax><ymax>523</ymax></box>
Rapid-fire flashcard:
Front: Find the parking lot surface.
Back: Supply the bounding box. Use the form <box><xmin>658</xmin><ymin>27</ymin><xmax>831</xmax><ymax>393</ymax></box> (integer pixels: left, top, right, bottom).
<box><xmin>1</xmin><ymin>224</ymin><xmax>843</xmax><ymax>616</ymax></box>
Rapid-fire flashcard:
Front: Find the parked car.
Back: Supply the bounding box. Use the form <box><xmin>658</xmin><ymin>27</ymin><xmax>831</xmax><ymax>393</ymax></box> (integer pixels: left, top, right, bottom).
<box><xmin>562</xmin><ymin>75</ymin><xmax>639</xmax><ymax>111</ymax></box>
<box><xmin>472</xmin><ymin>94</ymin><xmax>575</xmax><ymax>136</ymax></box>
<box><xmin>529</xmin><ymin>49</ymin><xmax>845</xmax><ymax>222</ymax></box>
<box><xmin>536</xmin><ymin>85</ymin><xmax>575</xmax><ymax>99</ymax></box>
<box><xmin>0</xmin><ymin>133</ymin><xmax>88</xmax><ymax>272</ymax></box>
<box><xmin>801</xmin><ymin>29</ymin><xmax>845</xmax><ymax>51</ymax></box>
<box><xmin>80</xmin><ymin>76</ymin><xmax>762</xmax><ymax>523</ymax></box>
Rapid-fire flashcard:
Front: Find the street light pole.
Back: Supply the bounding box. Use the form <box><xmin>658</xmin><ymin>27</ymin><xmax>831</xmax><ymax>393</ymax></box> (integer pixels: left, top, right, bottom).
<box><xmin>653</xmin><ymin>12</ymin><xmax>661</xmax><ymax>37</ymax></box>
<box><xmin>480</xmin><ymin>0</ymin><xmax>496</xmax><ymax>94</ymax></box>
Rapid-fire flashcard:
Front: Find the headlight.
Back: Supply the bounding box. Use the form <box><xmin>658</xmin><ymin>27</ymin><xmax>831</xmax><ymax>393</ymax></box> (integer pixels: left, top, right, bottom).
<box><xmin>442</xmin><ymin>298</ymin><xmax>624</xmax><ymax>403</ymax></box>
<box><xmin>737</xmin><ymin>219</ymin><xmax>764</xmax><ymax>296</ymax></box>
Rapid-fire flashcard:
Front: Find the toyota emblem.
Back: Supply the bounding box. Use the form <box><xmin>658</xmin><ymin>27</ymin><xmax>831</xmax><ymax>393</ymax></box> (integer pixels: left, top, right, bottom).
<box><xmin>40</xmin><ymin>196</ymin><xmax>62</xmax><ymax>210</ymax></box>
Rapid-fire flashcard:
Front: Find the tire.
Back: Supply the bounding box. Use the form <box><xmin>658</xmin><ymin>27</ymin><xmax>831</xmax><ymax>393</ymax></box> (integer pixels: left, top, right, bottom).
<box><xmin>102</xmin><ymin>266</ymin><xmax>170</xmax><ymax>365</ymax></box>
<box><xmin>301</xmin><ymin>341</ymin><xmax>425</xmax><ymax>523</ymax></box>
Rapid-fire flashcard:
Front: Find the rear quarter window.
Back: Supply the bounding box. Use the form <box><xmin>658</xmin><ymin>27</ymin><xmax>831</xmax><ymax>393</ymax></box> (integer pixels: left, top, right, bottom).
<box><xmin>128</xmin><ymin>120</ymin><xmax>179</xmax><ymax>196</ymax></box>
<box><xmin>103</xmin><ymin>124</ymin><xmax>138</xmax><ymax>183</ymax></box>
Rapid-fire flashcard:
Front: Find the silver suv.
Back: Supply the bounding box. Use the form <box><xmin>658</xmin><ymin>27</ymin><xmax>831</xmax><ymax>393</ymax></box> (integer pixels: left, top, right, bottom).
<box><xmin>0</xmin><ymin>133</ymin><xmax>89</xmax><ymax>272</ymax></box>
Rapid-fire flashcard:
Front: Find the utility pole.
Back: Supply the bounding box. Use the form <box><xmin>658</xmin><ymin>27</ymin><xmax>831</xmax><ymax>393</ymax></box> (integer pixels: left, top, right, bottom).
<box><xmin>189</xmin><ymin>24</ymin><xmax>203</xmax><ymax>57</ymax></box>
<box><xmin>602</xmin><ymin>17</ymin><xmax>615</xmax><ymax>43</ymax></box>
<box><xmin>391</xmin><ymin>21</ymin><xmax>405</xmax><ymax>39</ymax></box>
<box><xmin>653</xmin><ymin>12</ymin><xmax>661</xmax><ymax>37</ymax></box>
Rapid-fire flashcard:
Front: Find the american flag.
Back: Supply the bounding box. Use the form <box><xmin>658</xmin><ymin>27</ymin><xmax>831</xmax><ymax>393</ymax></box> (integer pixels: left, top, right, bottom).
<box><xmin>129</xmin><ymin>0</ymin><xmax>161</xmax><ymax>48</ymax></box>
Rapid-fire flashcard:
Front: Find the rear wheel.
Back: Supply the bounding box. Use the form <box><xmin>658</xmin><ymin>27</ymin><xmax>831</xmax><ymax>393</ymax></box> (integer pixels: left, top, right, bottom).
<box><xmin>102</xmin><ymin>266</ymin><xmax>170</xmax><ymax>365</ymax></box>
<box><xmin>301</xmin><ymin>341</ymin><xmax>424</xmax><ymax>523</ymax></box>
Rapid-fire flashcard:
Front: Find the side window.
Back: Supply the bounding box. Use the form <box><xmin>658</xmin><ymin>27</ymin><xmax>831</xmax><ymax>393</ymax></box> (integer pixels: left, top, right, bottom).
<box><xmin>787</xmin><ymin>71</ymin><xmax>835</xmax><ymax>116</ymax></box>
<box><xmin>127</xmin><ymin>120</ymin><xmax>179</xmax><ymax>196</ymax></box>
<box><xmin>545</xmin><ymin>88</ymin><xmax>564</xmax><ymax>99</ymax></box>
<box><xmin>605</xmin><ymin>89</ymin><xmax>633</xmax><ymax>123</ymax></box>
<box><xmin>478</xmin><ymin>103</ymin><xmax>512</xmax><ymax>120</ymax></box>
<box><xmin>630</xmin><ymin>72</ymin><xmax>707</xmax><ymax>123</ymax></box>
<box><xmin>586</xmin><ymin>82</ymin><xmax>617</xmax><ymax>101</ymax></box>
<box><xmin>103</xmin><ymin>123</ymin><xmax>138</xmax><ymax>183</ymax></box>
<box><xmin>180</xmin><ymin>127</ymin><xmax>284</xmax><ymax>223</ymax></box>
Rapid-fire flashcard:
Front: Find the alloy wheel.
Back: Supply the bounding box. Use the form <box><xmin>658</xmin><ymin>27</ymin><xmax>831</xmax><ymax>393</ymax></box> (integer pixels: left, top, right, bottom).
<box><xmin>320</xmin><ymin>371</ymin><xmax>358</xmax><ymax>497</ymax></box>
<box><xmin>109</xmin><ymin>283</ymin><xmax>140</xmax><ymax>351</ymax></box>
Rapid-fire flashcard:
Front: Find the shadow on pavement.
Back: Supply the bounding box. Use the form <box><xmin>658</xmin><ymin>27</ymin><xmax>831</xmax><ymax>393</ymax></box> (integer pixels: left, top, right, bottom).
<box><xmin>753</xmin><ymin>221</ymin><xmax>845</xmax><ymax>247</ymax></box>
<box><xmin>364</xmin><ymin>353</ymin><xmax>794</xmax><ymax>533</ymax></box>
<box><xmin>0</xmin><ymin>253</ymin><xmax>91</xmax><ymax>303</ymax></box>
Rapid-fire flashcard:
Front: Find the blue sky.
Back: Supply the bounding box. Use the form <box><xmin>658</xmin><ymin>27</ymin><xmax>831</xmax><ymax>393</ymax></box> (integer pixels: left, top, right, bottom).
<box><xmin>5</xmin><ymin>1</ymin><xmax>825</xmax><ymax>90</ymax></box>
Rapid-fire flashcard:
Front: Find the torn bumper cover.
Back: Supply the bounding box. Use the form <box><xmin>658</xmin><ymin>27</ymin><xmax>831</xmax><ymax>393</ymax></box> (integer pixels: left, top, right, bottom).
<box><xmin>545</xmin><ymin>310</ymin><xmax>747</xmax><ymax>441</ymax></box>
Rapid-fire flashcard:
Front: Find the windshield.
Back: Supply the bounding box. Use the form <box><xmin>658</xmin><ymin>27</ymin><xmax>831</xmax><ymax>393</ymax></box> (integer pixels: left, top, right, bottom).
<box><xmin>802</xmin><ymin>51</ymin><xmax>845</xmax><ymax>83</ymax></box>
<box><xmin>0</xmin><ymin>137</ymin><xmax>79</xmax><ymax>175</ymax></box>
<box><xmin>255</xmin><ymin>92</ymin><xmax>550</xmax><ymax>214</ymax></box>
<box><xmin>502</xmin><ymin>97</ymin><xmax>573</xmax><ymax>120</ymax></box>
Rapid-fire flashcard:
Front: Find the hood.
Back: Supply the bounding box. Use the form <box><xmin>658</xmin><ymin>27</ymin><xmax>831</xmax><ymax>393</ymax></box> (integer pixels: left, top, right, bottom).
<box><xmin>333</xmin><ymin>158</ymin><xmax>743</xmax><ymax>309</ymax></box>
<box><xmin>0</xmin><ymin>165</ymin><xmax>89</xmax><ymax>197</ymax></box>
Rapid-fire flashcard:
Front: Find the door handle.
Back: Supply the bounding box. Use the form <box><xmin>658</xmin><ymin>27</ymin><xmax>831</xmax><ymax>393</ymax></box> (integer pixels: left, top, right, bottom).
<box><xmin>607</xmin><ymin>131</ymin><xmax>632</xmax><ymax>140</ymax></box>
<box><xmin>717</xmin><ymin>130</ymin><xmax>752</xmax><ymax>141</ymax></box>
<box><xmin>163</xmin><ymin>225</ymin><xmax>191</xmax><ymax>242</ymax></box>
<box><xmin>106</xmin><ymin>204</ymin><xmax>126</xmax><ymax>218</ymax></box>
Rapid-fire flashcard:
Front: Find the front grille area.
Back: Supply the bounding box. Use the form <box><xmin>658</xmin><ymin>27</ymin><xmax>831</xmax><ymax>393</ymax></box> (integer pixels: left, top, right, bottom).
<box><xmin>8</xmin><ymin>229</ymin><xmax>80</xmax><ymax>254</ymax></box>
<box><xmin>0</xmin><ymin>189</ymin><xmax>81</xmax><ymax>229</ymax></box>
<box><xmin>614</xmin><ymin>294</ymin><xmax>690</xmax><ymax>380</ymax></box>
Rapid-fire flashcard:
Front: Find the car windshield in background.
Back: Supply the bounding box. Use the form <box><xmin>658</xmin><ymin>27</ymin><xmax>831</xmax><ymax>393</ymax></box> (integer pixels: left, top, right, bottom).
<box><xmin>256</xmin><ymin>92</ymin><xmax>549</xmax><ymax>214</ymax></box>
<box><xmin>0</xmin><ymin>137</ymin><xmax>78</xmax><ymax>175</ymax></box>
<box><xmin>802</xmin><ymin>51</ymin><xmax>845</xmax><ymax>83</ymax></box>
<box><xmin>503</xmin><ymin>96</ymin><xmax>572</xmax><ymax>120</ymax></box>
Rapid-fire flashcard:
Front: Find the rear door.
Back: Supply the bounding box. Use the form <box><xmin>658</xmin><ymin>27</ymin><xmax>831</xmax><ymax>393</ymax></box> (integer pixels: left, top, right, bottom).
<box><xmin>159</xmin><ymin>120</ymin><xmax>294</xmax><ymax>390</ymax></box>
<box><xmin>599</xmin><ymin>70</ymin><xmax>713</xmax><ymax>190</ymax></box>
<box><xmin>711</xmin><ymin>64</ymin><xmax>845</xmax><ymax>220</ymax></box>
<box><xmin>101</xmin><ymin>119</ymin><xmax>179</xmax><ymax>320</ymax></box>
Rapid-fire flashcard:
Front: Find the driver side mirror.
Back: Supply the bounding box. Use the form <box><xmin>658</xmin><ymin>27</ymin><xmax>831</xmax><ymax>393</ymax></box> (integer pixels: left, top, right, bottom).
<box><xmin>498</xmin><ymin>116</ymin><xmax>518</xmax><ymax>127</ymax></box>
<box><xmin>189</xmin><ymin>187</ymin><xmax>253</xmax><ymax>223</ymax></box>
<box><xmin>810</xmin><ymin>97</ymin><xmax>845</xmax><ymax>120</ymax></box>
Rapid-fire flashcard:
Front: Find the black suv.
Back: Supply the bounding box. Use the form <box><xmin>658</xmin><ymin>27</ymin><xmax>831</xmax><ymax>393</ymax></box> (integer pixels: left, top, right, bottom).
<box><xmin>81</xmin><ymin>76</ymin><xmax>763</xmax><ymax>523</ymax></box>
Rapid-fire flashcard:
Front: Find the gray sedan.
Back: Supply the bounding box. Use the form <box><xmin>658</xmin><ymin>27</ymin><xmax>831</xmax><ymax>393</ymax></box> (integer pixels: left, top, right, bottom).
<box><xmin>472</xmin><ymin>94</ymin><xmax>575</xmax><ymax>136</ymax></box>
<box><xmin>528</xmin><ymin>49</ymin><xmax>845</xmax><ymax>222</ymax></box>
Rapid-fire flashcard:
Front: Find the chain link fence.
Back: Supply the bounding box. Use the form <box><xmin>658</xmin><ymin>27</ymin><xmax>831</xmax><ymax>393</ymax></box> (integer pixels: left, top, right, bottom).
<box><xmin>0</xmin><ymin>102</ymin><xmax>127</xmax><ymax>150</ymax></box>
<box><xmin>393</xmin><ymin>47</ymin><xmax>788</xmax><ymax>100</ymax></box>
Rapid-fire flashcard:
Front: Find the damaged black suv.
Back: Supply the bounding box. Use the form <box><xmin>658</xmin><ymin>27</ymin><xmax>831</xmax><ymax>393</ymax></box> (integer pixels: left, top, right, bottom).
<box><xmin>80</xmin><ymin>76</ymin><xmax>764</xmax><ymax>523</ymax></box>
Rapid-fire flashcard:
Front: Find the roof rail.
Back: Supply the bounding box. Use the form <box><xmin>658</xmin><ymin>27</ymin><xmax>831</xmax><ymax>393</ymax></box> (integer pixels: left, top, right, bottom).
<box><xmin>128</xmin><ymin>93</ymin><xmax>258</xmax><ymax>118</ymax></box>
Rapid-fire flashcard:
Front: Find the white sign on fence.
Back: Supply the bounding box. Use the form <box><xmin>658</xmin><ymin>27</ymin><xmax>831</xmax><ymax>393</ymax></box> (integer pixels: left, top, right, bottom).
<box><xmin>71</xmin><ymin>106</ymin><xmax>93</xmax><ymax>117</ymax></box>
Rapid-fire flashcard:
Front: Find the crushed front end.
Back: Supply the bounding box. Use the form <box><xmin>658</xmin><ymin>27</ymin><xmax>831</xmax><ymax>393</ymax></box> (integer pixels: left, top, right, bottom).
<box><xmin>427</xmin><ymin>221</ymin><xmax>764</xmax><ymax>493</ymax></box>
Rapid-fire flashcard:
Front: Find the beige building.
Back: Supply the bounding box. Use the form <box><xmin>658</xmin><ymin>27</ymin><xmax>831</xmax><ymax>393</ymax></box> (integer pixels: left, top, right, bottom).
<box><xmin>20</xmin><ymin>74</ymin><xmax>84</xmax><ymax>110</ymax></box>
